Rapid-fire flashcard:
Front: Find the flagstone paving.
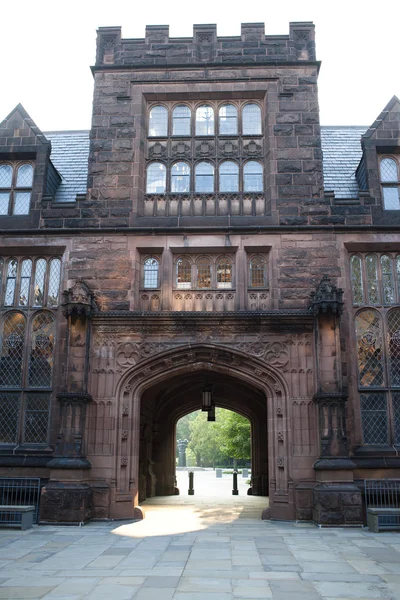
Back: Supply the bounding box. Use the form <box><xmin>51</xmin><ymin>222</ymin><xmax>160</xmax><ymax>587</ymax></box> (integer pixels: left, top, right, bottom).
<box><xmin>0</xmin><ymin>490</ymin><xmax>400</xmax><ymax>599</ymax></box>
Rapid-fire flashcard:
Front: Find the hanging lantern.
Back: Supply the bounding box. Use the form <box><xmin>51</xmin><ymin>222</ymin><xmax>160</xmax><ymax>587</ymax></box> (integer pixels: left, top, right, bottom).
<box><xmin>201</xmin><ymin>383</ymin><xmax>213</xmax><ymax>411</ymax></box>
<box><xmin>207</xmin><ymin>404</ymin><xmax>215</xmax><ymax>422</ymax></box>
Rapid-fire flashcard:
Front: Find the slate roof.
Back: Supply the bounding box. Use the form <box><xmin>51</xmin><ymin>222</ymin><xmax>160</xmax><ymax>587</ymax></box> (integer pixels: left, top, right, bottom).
<box><xmin>45</xmin><ymin>131</ymin><xmax>90</xmax><ymax>203</ymax></box>
<box><xmin>43</xmin><ymin>127</ymin><xmax>368</xmax><ymax>202</ymax></box>
<box><xmin>320</xmin><ymin>126</ymin><xmax>366</xmax><ymax>198</ymax></box>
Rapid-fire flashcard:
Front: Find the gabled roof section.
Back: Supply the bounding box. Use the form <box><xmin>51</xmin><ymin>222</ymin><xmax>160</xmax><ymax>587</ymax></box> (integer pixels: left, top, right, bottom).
<box><xmin>321</xmin><ymin>127</ymin><xmax>367</xmax><ymax>198</ymax></box>
<box><xmin>45</xmin><ymin>131</ymin><xmax>90</xmax><ymax>203</ymax></box>
<box><xmin>362</xmin><ymin>95</ymin><xmax>400</xmax><ymax>139</ymax></box>
<box><xmin>0</xmin><ymin>103</ymin><xmax>50</xmax><ymax>147</ymax></box>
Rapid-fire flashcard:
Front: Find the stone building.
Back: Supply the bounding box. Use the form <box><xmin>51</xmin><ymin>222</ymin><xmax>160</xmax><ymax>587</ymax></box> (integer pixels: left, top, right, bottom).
<box><xmin>0</xmin><ymin>21</ymin><xmax>399</xmax><ymax>525</ymax></box>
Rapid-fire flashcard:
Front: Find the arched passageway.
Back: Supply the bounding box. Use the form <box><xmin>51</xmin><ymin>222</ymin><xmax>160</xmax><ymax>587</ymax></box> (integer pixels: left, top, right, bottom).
<box><xmin>138</xmin><ymin>370</ymin><xmax>268</xmax><ymax>503</ymax></box>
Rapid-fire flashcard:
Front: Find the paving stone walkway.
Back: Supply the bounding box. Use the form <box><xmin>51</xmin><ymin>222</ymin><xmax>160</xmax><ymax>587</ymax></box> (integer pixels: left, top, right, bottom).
<box><xmin>0</xmin><ymin>494</ymin><xmax>400</xmax><ymax>599</ymax></box>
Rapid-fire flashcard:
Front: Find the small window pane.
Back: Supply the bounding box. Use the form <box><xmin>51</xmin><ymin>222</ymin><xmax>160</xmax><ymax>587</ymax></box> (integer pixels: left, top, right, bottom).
<box><xmin>393</xmin><ymin>392</ymin><xmax>400</xmax><ymax>444</ymax></box>
<box><xmin>380</xmin><ymin>158</ymin><xmax>398</xmax><ymax>182</ymax></box>
<box><xmin>28</xmin><ymin>313</ymin><xmax>55</xmax><ymax>388</ymax></box>
<box><xmin>355</xmin><ymin>309</ymin><xmax>384</xmax><ymax>387</ymax></box>
<box><xmin>219</xmin><ymin>105</ymin><xmax>237</xmax><ymax>135</ymax></box>
<box><xmin>350</xmin><ymin>255</ymin><xmax>364</xmax><ymax>304</ymax></box>
<box><xmin>172</xmin><ymin>105</ymin><xmax>191</xmax><ymax>136</ymax></box>
<box><xmin>219</xmin><ymin>161</ymin><xmax>239</xmax><ymax>193</ymax></box>
<box><xmin>0</xmin><ymin>312</ymin><xmax>26</xmax><ymax>388</ymax></box>
<box><xmin>176</xmin><ymin>259</ymin><xmax>191</xmax><ymax>289</ymax></box>
<box><xmin>33</xmin><ymin>259</ymin><xmax>47</xmax><ymax>307</ymax></box>
<box><xmin>144</xmin><ymin>258</ymin><xmax>159</xmax><ymax>289</ymax></box>
<box><xmin>197</xmin><ymin>259</ymin><xmax>212</xmax><ymax>289</ymax></box>
<box><xmin>171</xmin><ymin>162</ymin><xmax>190</xmax><ymax>193</ymax></box>
<box><xmin>383</xmin><ymin>187</ymin><xmax>400</xmax><ymax>210</ymax></box>
<box><xmin>388</xmin><ymin>309</ymin><xmax>400</xmax><ymax>386</ymax></box>
<box><xmin>146</xmin><ymin>163</ymin><xmax>166</xmax><ymax>194</ymax></box>
<box><xmin>244</xmin><ymin>161</ymin><xmax>263</xmax><ymax>192</ymax></box>
<box><xmin>149</xmin><ymin>106</ymin><xmax>168</xmax><ymax>137</ymax></box>
<box><xmin>360</xmin><ymin>393</ymin><xmax>388</xmax><ymax>444</ymax></box>
<box><xmin>396</xmin><ymin>257</ymin><xmax>400</xmax><ymax>299</ymax></box>
<box><xmin>250</xmin><ymin>258</ymin><xmax>266</xmax><ymax>288</ymax></box>
<box><xmin>217</xmin><ymin>260</ymin><xmax>232</xmax><ymax>289</ymax></box>
<box><xmin>23</xmin><ymin>393</ymin><xmax>50</xmax><ymax>444</ymax></box>
<box><xmin>4</xmin><ymin>259</ymin><xmax>18</xmax><ymax>306</ymax></box>
<box><xmin>16</xmin><ymin>164</ymin><xmax>33</xmax><ymax>187</ymax></box>
<box><xmin>19</xmin><ymin>259</ymin><xmax>32</xmax><ymax>307</ymax></box>
<box><xmin>381</xmin><ymin>255</ymin><xmax>395</xmax><ymax>304</ymax></box>
<box><xmin>13</xmin><ymin>192</ymin><xmax>31</xmax><ymax>215</ymax></box>
<box><xmin>242</xmin><ymin>104</ymin><xmax>262</xmax><ymax>135</ymax></box>
<box><xmin>0</xmin><ymin>164</ymin><xmax>12</xmax><ymax>188</ymax></box>
<box><xmin>195</xmin><ymin>162</ymin><xmax>214</xmax><ymax>193</ymax></box>
<box><xmin>47</xmin><ymin>259</ymin><xmax>61</xmax><ymax>308</ymax></box>
<box><xmin>196</xmin><ymin>106</ymin><xmax>214</xmax><ymax>136</ymax></box>
<box><xmin>0</xmin><ymin>393</ymin><xmax>21</xmax><ymax>444</ymax></box>
<box><xmin>0</xmin><ymin>193</ymin><xmax>10</xmax><ymax>215</ymax></box>
<box><xmin>366</xmin><ymin>255</ymin><xmax>379</xmax><ymax>304</ymax></box>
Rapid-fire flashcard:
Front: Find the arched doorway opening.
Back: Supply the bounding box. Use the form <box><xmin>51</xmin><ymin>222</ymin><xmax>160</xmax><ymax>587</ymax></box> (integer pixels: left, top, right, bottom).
<box><xmin>138</xmin><ymin>369</ymin><xmax>268</xmax><ymax>503</ymax></box>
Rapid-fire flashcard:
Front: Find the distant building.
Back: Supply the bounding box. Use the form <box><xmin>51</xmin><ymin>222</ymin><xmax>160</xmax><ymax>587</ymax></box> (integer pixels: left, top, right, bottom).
<box><xmin>0</xmin><ymin>22</ymin><xmax>399</xmax><ymax>524</ymax></box>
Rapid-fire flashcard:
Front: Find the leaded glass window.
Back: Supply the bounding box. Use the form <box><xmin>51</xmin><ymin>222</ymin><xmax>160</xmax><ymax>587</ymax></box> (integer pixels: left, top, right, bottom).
<box><xmin>360</xmin><ymin>393</ymin><xmax>388</xmax><ymax>444</ymax></box>
<box><xmin>195</xmin><ymin>162</ymin><xmax>214</xmax><ymax>193</ymax></box>
<box><xmin>366</xmin><ymin>254</ymin><xmax>379</xmax><ymax>304</ymax></box>
<box><xmin>355</xmin><ymin>309</ymin><xmax>384</xmax><ymax>387</ymax></box>
<box><xmin>217</xmin><ymin>259</ymin><xmax>232</xmax><ymax>289</ymax></box>
<box><xmin>350</xmin><ymin>255</ymin><xmax>364</xmax><ymax>304</ymax></box>
<box><xmin>171</xmin><ymin>162</ymin><xmax>190</xmax><ymax>193</ymax></box>
<box><xmin>33</xmin><ymin>259</ymin><xmax>47</xmax><ymax>308</ymax></box>
<box><xmin>381</xmin><ymin>255</ymin><xmax>394</xmax><ymax>304</ymax></box>
<box><xmin>196</xmin><ymin>258</ymin><xmax>212</xmax><ymax>289</ymax></box>
<box><xmin>219</xmin><ymin>105</ymin><xmax>237</xmax><ymax>135</ymax></box>
<box><xmin>0</xmin><ymin>312</ymin><xmax>26</xmax><ymax>388</ymax></box>
<box><xmin>172</xmin><ymin>105</ymin><xmax>191</xmax><ymax>136</ymax></box>
<box><xmin>388</xmin><ymin>310</ymin><xmax>400</xmax><ymax>387</ymax></box>
<box><xmin>19</xmin><ymin>260</ymin><xmax>32</xmax><ymax>307</ymax></box>
<box><xmin>393</xmin><ymin>393</ymin><xmax>400</xmax><ymax>444</ymax></box>
<box><xmin>249</xmin><ymin>257</ymin><xmax>266</xmax><ymax>288</ymax></box>
<box><xmin>0</xmin><ymin>162</ymin><xmax>33</xmax><ymax>216</ymax></box>
<box><xmin>244</xmin><ymin>161</ymin><xmax>263</xmax><ymax>192</ymax></box>
<box><xmin>149</xmin><ymin>106</ymin><xmax>168</xmax><ymax>137</ymax></box>
<box><xmin>176</xmin><ymin>259</ymin><xmax>192</xmax><ymax>289</ymax></box>
<box><xmin>219</xmin><ymin>161</ymin><xmax>239</xmax><ymax>193</ymax></box>
<box><xmin>196</xmin><ymin>106</ymin><xmax>214</xmax><ymax>136</ymax></box>
<box><xmin>22</xmin><ymin>393</ymin><xmax>50</xmax><ymax>444</ymax></box>
<box><xmin>143</xmin><ymin>258</ymin><xmax>159</xmax><ymax>289</ymax></box>
<box><xmin>28</xmin><ymin>313</ymin><xmax>55</xmax><ymax>388</ymax></box>
<box><xmin>380</xmin><ymin>156</ymin><xmax>400</xmax><ymax>210</ymax></box>
<box><xmin>242</xmin><ymin>104</ymin><xmax>262</xmax><ymax>135</ymax></box>
<box><xmin>146</xmin><ymin>163</ymin><xmax>166</xmax><ymax>194</ymax></box>
<box><xmin>47</xmin><ymin>259</ymin><xmax>61</xmax><ymax>308</ymax></box>
<box><xmin>0</xmin><ymin>393</ymin><xmax>21</xmax><ymax>444</ymax></box>
<box><xmin>4</xmin><ymin>259</ymin><xmax>18</xmax><ymax>307</ymax></box>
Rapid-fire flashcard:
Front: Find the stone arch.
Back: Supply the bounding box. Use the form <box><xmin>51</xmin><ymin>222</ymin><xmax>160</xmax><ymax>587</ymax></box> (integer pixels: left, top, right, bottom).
<box><xmin>111</xmin><ymin>344</ymin><xmax>291</xmax><ymax>519</ymax></box>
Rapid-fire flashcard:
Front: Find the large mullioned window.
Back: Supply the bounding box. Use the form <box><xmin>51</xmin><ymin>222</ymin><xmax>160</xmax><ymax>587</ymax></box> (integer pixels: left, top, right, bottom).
<box><xmin>0</xmin><ymin>256</ymin><xmax>61</xmax><ymax>446</ymax></box>
<box><xmin>174</xmin><ymin>255</ymin><xmax>235</xmax><ymax>290</ymax></box>
<box><xmin>350</xmin><ymin>253</ymin><xmax>400</xmax><ymax>445</ymax></box>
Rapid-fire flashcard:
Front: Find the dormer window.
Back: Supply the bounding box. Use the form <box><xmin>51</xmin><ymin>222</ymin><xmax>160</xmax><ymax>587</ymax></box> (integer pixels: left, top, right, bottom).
<box><xmin>380</xmin><ymin>156</ymin><xmax>400</xmax><ymax>210</ymax></box>
<box><xmin>0</xmin><ymin>162</ymin><xmax>34</xmax><ymax>216</ymax></box>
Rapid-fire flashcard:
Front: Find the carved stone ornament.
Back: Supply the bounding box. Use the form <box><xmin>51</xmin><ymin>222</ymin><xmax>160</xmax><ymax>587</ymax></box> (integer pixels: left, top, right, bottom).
<box><xmin>277</xmin><ymin>457</ymin><xmax>284</xmax><ymax>468</ymax></box>
<box><xmin>62</xmin><ymin>279</ymin><xmax>96</xmax><ymax>318</ymax></box>
<box><xmin>171</xmin><ymin>141</ymin><xmax>191</xmax><ymax>157</ymax></box>
<box><xmin>219</xmin><ymin>140</ymin><xmax>238</xmax><ymax>157</ymax></box>
<box><xmin>195</xmin><ymin>141</ymin><xmax>215</xmax><ymax>157</ymax></box>
<box><xmin>243</xmin><ymin>140</ymin><xmax>262</xmax><ymax>156</ymax></box>
<box><xmin>294</xmin><ymin>30</ymin><xmax>309</xmax><ymax>43</ymax></box>
<box><xmin>309</xmin><ymin>275</ymin><xmax>344</xmax><ymax>316</ymax></box>
<box><xmin>197</xmin><ymin>32</ymin><xmax>213</xmax><ymax>45</ymax></box>
<box><xmin>116</xmin><ymin>342</ymin><xmax>140</xmax><ymax>368</ymax></box>
<box><xmin>148</xmin><ymin>142</ymin><xmax>167</xmax><ymax>159</ymax></box>
<box><xmin>264</xmin><ymin>342</ymin><xmax>289</xmax><ymax>368</ymax></box>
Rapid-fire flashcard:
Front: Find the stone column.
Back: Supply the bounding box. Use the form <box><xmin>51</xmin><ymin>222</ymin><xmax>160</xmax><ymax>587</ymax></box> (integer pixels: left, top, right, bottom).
<box><xmin>41</xmin><ymin>280</ymin><xmax>95</xmax><ymax>524</ymax></box>
<box><xmin>310</xmin><ymin>276</ymin><xmax>362</xmax><ymax>525</ymax></box>
<box><xmin>177</xmin><ymin>439</ymin><xmax>188</xmax><ymax>467</ymax></box>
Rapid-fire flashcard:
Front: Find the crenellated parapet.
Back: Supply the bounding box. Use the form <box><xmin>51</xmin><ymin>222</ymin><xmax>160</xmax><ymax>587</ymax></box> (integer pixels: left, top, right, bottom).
<box><xmin>94</xmin><ymin>22</ymin><xmax>316</xmax><ymax>68</ymax></box>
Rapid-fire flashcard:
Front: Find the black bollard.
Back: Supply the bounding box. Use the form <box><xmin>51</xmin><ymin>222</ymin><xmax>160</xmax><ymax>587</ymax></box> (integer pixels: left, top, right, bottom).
<box><xmin>188</xmin><ymin>471</ymin><xmax>194</xmax><ymax>495</ymax></box>
<box><xmin>232</xmin><ymin>470</ymin><xmax>239</xmax><ymax>495</ymax></box>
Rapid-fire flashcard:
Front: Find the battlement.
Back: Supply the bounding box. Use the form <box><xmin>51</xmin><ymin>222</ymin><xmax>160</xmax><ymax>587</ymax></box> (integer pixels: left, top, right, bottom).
<box><xmin>95</xmin><ymin>22</ymin><xmax>316</xmax><ymax>67</ymax></box>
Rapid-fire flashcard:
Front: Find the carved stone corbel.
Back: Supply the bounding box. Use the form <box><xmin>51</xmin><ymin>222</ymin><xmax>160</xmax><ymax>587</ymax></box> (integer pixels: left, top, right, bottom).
<box><xmin>62</xmin><ymin>279</ymin><xmax>96</xmax><ymax>319</ymax></box>
<box><xmin>309</xmin><ymin>275</ymin><xmax>344</xmax><ymax>316</ymax></box>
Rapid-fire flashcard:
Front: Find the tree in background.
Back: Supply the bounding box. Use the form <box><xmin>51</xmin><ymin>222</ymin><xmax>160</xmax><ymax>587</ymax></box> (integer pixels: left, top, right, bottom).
<box><xmin>218</xmin><ymin>410</ymin><xmax>251</xmax><ymax>469</ymax></box>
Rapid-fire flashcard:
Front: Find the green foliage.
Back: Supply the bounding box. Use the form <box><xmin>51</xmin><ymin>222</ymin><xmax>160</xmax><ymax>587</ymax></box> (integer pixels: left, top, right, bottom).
<box><xmin>218</xmin><ymin>410</ymin><xmax>251</xmax><ymax>460</ymax></box>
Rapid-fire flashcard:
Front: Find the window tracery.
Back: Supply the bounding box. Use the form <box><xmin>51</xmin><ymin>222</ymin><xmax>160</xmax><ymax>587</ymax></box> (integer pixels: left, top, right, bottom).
<box><xmin>0</xmin><ymin>162</ymin><xmax>34</xmax><ymax>216</ymax></box>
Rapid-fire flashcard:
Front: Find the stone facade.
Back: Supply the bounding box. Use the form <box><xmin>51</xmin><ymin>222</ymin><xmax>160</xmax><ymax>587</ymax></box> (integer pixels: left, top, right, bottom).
<box><xmin>0</xmin><ymin>22</ymin><xmax>399</xmax><ymax>524</ymax></box>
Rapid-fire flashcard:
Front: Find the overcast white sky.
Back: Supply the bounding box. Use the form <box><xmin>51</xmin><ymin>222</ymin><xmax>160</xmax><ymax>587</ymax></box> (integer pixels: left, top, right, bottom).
<box><xmin>1</xmin><ymin>0</ymin><xmax>399</xmax><ymax>131</ymax></box>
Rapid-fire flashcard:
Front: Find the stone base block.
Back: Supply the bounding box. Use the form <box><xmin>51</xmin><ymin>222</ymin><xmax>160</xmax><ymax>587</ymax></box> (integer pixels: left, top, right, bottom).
<box><xmin>40</xmin><ymin>481</ymin><xmax>92</xmax><ymax>523</ymax></box>
<box><xmin>312</xmin><ymin>483</ymin><xmax>362</xmax><ymax>525</ymax></box>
